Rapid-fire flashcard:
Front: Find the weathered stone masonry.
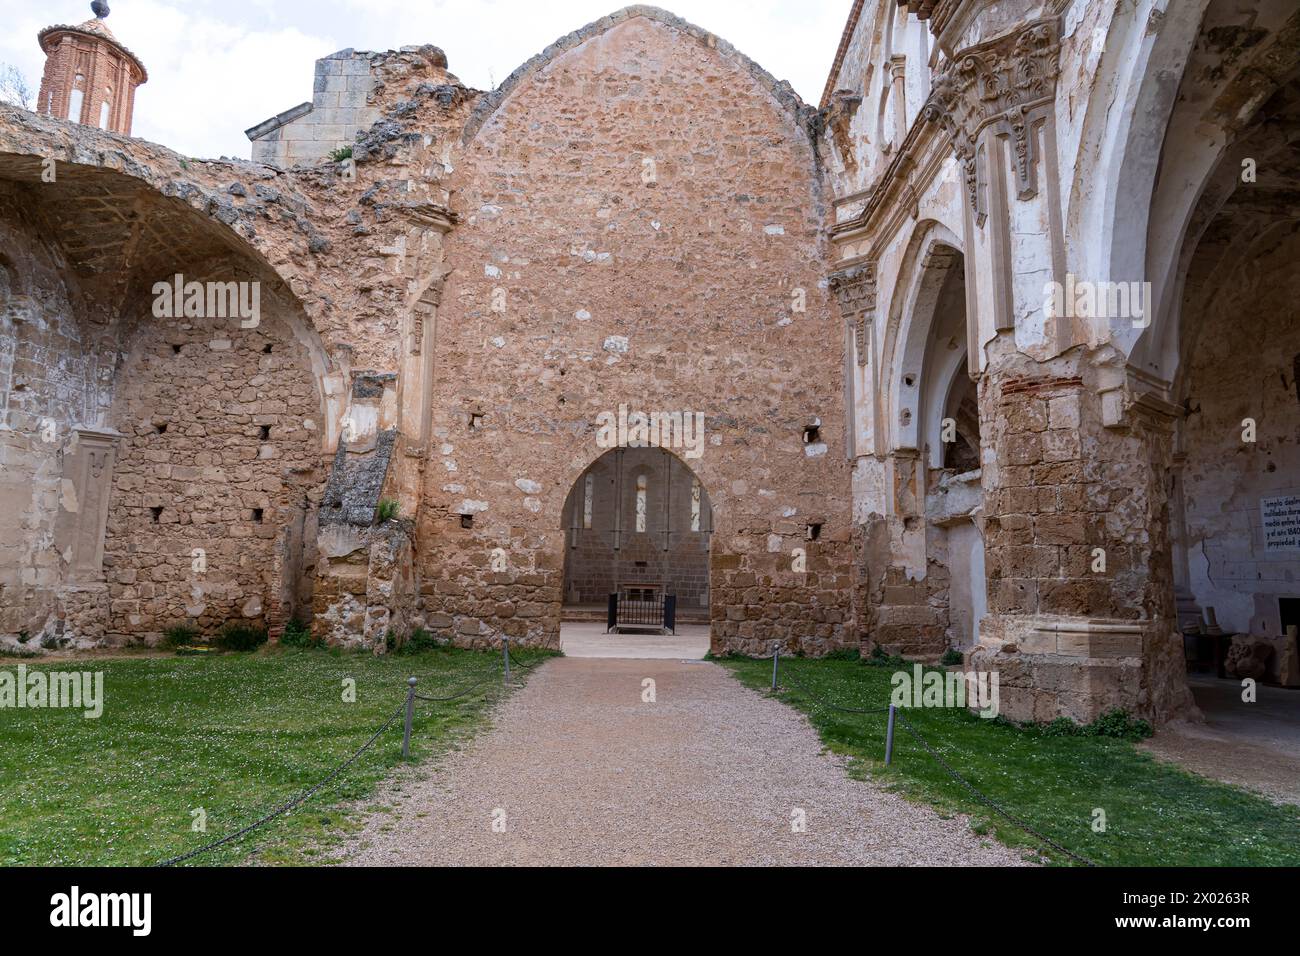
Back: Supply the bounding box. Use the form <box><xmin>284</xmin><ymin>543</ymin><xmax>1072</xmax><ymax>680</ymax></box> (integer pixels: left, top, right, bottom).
<box><xmin>4</xmin><ymin>1</ymin><xmax>1298</xmax><ymax>727</ymax></box>
<box><xmin>0</xmin><ymin>7</ymin><xmax>855</xmax><ymax>660</ymax></box>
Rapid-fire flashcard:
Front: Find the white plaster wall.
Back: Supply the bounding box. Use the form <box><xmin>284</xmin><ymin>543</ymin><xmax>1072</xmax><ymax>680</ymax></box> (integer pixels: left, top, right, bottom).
<box><xmin>1180</xmin><ymin>236</ymin><xmax>1300</xmax><ymax>638</ymax></box>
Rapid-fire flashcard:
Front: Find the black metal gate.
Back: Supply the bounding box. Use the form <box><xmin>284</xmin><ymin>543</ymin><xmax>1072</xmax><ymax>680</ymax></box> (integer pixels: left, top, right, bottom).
<box><xmin>607</xmin><ymin>592</ymin><xmax>677</xmax><ymax>634</ymax></box>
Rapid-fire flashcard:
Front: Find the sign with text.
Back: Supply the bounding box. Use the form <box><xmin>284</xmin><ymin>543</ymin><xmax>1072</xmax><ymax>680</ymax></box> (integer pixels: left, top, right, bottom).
<box><xmin>1261</xmin><ymin>494</ymin><xmax>1300</xmax><ymax>552</ymax></box>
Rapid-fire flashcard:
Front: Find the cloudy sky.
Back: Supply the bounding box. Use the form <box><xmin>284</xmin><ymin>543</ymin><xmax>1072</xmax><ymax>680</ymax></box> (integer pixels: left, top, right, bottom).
<box><xmin>2</xmin><ymin>0</ymin><xmax>850</xmax><ymax>159</ymax></box>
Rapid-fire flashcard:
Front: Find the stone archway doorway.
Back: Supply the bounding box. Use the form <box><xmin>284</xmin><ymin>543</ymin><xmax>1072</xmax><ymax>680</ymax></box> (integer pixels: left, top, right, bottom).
<box><xmin>558</xmin><ymin>447</ymin><xmax>712</xmax><ymax>658</ymax></box>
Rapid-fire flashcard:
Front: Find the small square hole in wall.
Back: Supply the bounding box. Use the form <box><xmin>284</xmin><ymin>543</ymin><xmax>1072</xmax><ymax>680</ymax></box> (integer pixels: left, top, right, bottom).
<box><xmin>469</xmin><ymin>412</ymin><xmax>484</xmax><ymax>430</ymax></box>
<box><xmin>171</xmin><ymin>344</ymin><xmax>182</xmax><ymax>355</ymax></box>
<box><xmin>803</xmin><ymin>424</ymin><xmax>821</xmax><ymax>444</ymax></box>
<box><xmin>460</xmin><ymin>513</ymin><xmax>474</xmax><ymax>529</ymax></box>
<box><xmin>251</xmin><ymin>508</ymin><xmax>264</xmax><ymax>524</ymax></box>
<box><xmin>149</xmin><ymin>506</ymin><xmax>163</xmax><ymax>524</ymax></box>
<box><xmin>806</xmin><ymin>522</ymin><xmax>822</xmax><ymax>541</ymax></box>
<box><xmin>259</xmin><ymin>425</ymin><xmax>271</xmax><ymax>441</ymax></box>
<box><xmin>263</xmin><ymin>344</ymin><xmax>273</xmax><ymax>354</ymax></box>
<box><xmin>154</xmin><ymin>422</ymin><xmax>168</xmax><ymax>435</ymax></box>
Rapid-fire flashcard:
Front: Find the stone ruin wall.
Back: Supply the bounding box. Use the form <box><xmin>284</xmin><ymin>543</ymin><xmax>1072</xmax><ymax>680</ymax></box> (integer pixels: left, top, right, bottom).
<box><xmin>0</xmin><ymin>194</ymin><xmax>105</xmax><ymax>643</ymax></box>
<box><xmin>102</xmin><ymin>288</ymin><xmax>322</xmax><ymax>641</ymax></box>
<box><xmin>413</xmin><ymin>12</ymin><xmax>854</xmax><ymax>654</ymax></box>
<box><xmin>0</xmin><ymin>12</ymin><xmax>858</xmax><ymax>658</ymax></box>
<box><xmin>5</xmin><ymin>2</ymin><xmax>1287</xmax><ymax>731</ymax></box>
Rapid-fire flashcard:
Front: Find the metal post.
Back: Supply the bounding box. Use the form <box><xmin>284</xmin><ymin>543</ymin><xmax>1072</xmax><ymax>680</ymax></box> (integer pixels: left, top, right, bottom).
<box><xmin>885</xmin><ymin>704</ymin><xmax>896</xmax><ymax>766</ymax></box>
<box><xmin>402</xmin><ymin>677</ymin><xmax>417</xmax><ymax>760</ymax></box>
<box><xmin>771</xmin><ymin>643</ymin><xmax>780</xmax><ymax>692</ymax></box>
<box><xmin>503</xmin><ymin>637</ymin><xmax>511</xmax><ymax>686</ymax></box>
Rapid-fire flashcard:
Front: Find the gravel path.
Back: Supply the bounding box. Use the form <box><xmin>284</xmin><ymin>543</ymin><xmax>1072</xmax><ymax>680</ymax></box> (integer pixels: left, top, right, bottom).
<box><xmin>341</xmin><ymin>658</ymin><xmax>1029</xmax><ymax>866</ymax></box>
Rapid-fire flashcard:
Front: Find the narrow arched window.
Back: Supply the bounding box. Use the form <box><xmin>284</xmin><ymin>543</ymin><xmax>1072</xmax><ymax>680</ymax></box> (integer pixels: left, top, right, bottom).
<box><xmin>68</xmin><ymin>76</ymin><xmax>85</xmax><ymax>123</ymax></box>
<box><xmin>691</xmin><ymin>479</ymin><xmax>701</xmax><ymax>532</ymax></box>
<box><xmin>99</xmin><ymin>89</ymin><xmax>111</xmax><ymax>129</ymax></box>
<box><xmin>582</xmin><ymin>473</ymin><xmax>593</xmax><ymax>530</ymax></box>
<box><xmin>635</xmin><ymin>474</ymin><xmax>647</xmax><ymax>533</ymax></box>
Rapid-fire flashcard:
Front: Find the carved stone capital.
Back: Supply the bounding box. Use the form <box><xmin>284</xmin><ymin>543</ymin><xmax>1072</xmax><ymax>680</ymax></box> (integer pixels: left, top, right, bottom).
<box><xmin>829</xmin><ymin>262</ymin><xmax>877</xmax><ymax>367</ymax></box>
<box><xmin>922</xmin><ymin>18</ymin><xmax>1061</xmax><ymax>223</ymax></box>
<box><xmin>409</xmin><ymin>277</ymin><xmax>444</xmax><ymax>356</ymax></box>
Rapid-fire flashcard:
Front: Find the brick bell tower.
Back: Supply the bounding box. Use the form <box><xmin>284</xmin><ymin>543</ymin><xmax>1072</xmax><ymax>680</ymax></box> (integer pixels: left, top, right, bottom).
<box><xmin>37</xmin><ymin>2</ymin><xmax>148</xmax><ymax>135</ymax></box>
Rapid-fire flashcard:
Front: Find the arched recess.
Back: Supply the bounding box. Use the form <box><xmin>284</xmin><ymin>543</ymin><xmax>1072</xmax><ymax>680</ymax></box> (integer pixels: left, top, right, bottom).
<box><xmin>559</xmin><ymin>446</ymin><xmax>714</xmax><ymax>618</ymax></box>
<box><xmin>868</xmin><ymin>217</ymin><xmax>985</xmax><ymax>655</ymax></box>
<box><xmin>0</xmin><ymin>154</ymin><xmax>337</xmax><ymax>646</ymax></box>
<box><xmin>880</xmin><ymin>219</ymin><xmax>967</xmax><ymax>460</ymax></box>
<box><xmin>1071</xmin><ymin>0</ymin><xmax>1300</xmax><ymax>718</ymax></box>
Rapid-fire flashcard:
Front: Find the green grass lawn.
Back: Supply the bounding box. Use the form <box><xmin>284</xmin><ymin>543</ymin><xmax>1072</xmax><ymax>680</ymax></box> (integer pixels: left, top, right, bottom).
<box><xmin>722</xmin><ymin>654</ymin><xmax>1300</xmax><ymax>866</ymax></box>
<box><xmin>0</xmin><ymin>644</ymin><xmax>544</xmax><ymax>866</ymax></box>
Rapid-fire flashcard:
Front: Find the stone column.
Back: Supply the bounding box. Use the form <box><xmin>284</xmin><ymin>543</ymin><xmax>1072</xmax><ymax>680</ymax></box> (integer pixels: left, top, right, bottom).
<box><xmin>922</xmin><ymin>17</ymin><xmax>1068</xmax><ymax>372</ymax></box>
<box><xmin>391</xmin><ymin>203</ymin><xmax>454</xmax><ymax>522</ymax></box>
<box><xmin>830</xmin><ymin>262</ymin><xmax>880</xmax><ymax>649</ymax></box>
<box><xmin>828</xmin><ymin>262</ymin><xmax>878</xmax><ymax>460</ymax></box>
<box><xmin>889</xmin><ymin>55</ymin><xmax>909</xmax><ymax>150</ymax></box>
<box><xmin>973</xmin><ymin>339</ymin><xmax>1195</xmax><ymax>723</ymax></box>
<box><xmin>922</xmin><ymin>16</ymin><xmax>1195</xmax><ymax>723</ymax></box>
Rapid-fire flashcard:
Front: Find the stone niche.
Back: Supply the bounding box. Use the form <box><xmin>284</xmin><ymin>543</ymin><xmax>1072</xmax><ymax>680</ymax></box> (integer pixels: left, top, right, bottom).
<box><xmin>52</xmin><ymin>428</ymin><xmax>121</xmax><ymax>646</ymax></box>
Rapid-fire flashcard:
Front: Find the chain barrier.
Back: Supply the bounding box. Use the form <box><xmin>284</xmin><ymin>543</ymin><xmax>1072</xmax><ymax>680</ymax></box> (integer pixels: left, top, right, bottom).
<box><xmin>892</xmin><ymin>708</ymin><xmax>1097</xmax><ymax>867</ymax></box>
<box><xmin>158</xmin><ymin>646</ymin><xmax>543</xmax><ymax>867</ymax></box>
<box><xmin>506</xmin><ymin>646</ymin><xmax>544</xmax><ymax>671</ymax></box>
<box><xmin>157</xmin><ymin>701</ymin><xmax>406</xmax><ymax>867</ymax></box>
<box><xmin>412</xmin><ymin>672</ymin><xmax>503</xmax><ymax>702</ymax></box>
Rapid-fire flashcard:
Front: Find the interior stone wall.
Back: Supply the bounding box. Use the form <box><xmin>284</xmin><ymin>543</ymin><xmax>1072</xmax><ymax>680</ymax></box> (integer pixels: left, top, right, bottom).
<box><xmin>102</xmin><ymin>286</ymin><xmax>322</xmax><ymax>641</ymax></box>
<box><xmin>0</xmin><ymin>192</ymin><xmax>107</xmax><ymax>644</ymax></box>
<box><xmin>1179</xmin><ymin>231</ymin><xmax>1300</xmax><ymax>664</ymax></box>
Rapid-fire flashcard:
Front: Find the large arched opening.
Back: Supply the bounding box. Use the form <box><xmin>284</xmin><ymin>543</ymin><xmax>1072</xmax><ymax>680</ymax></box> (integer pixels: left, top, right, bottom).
<box><xmin>1166</xmin><ymin>76</ymin><xmax>1300</xmax><ymax>726</ymax></box>
<box><xmin>557</xmin><ymin>446</ymin><xmax>713</xmax><ymax>657</ymax></box>
<box><xmin>1084</xmin><ymin>1</ymin><xmax>1300</xmax><ymax>756</ymax></box>
<box><xmin>872</xmin><ymin>222</ymin><xmax>986</xmax><ymax>658</ymax></box>
<box><xmin>0</xmin><ymin>153</ymin><xmax>334</xmax><ymax>647</ymax></box>
<box><xmin>905</xmin><ymin>247</ymin><xmax>986</xmax><ymax>654</ymax></box>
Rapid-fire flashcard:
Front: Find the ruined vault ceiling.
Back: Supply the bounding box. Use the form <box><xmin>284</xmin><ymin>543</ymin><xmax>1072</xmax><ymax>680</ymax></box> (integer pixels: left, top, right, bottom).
<box><xmin>0</xmin><ymin>154</ymin><xmax>258</xmax><ymax>304</ymax></box>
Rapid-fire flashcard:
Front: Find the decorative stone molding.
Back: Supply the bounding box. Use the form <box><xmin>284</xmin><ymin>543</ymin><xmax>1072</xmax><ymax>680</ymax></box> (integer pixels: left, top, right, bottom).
<box><xmin>1097</xmin><ymin>364</ymin><xmax>1180</xmax><ymax>430</ymax></box>
<box><xmin>828</xmin><ymin>262</ymin><xmax>876</xmax><ymax>366</ymax></box>
<box><xmin>921</xmin><ymin>17</ymin><xmax>1061</xmax><ymax>224</ymax></box>
<box><xmin>410</xmin><ymin>279</ymin><xmax>442</xmax><ymax>356</ymax></box>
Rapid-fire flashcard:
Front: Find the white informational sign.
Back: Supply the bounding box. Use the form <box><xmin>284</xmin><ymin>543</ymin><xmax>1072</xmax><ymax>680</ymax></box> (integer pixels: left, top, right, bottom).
<box><xmin>1261</xmin><ymin>495</ymin><xmax>1300</xmax><ymax>552</ymax></box>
